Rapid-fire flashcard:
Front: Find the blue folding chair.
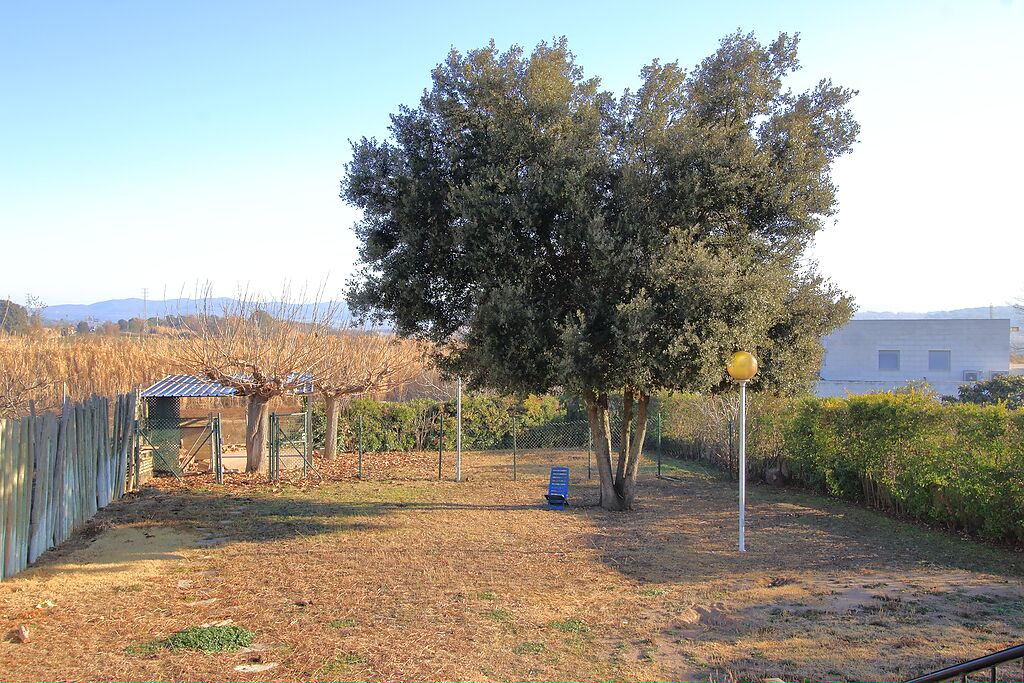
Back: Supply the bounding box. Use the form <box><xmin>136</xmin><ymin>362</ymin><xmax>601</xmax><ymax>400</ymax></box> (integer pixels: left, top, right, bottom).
<box><xmin>545</xmin><ymin>466</ymin><xmax>570</xmax><ymax>510</ymax></box>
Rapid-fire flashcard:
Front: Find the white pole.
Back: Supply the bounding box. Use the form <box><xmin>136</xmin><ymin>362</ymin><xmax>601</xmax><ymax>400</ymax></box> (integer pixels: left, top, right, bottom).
<box><xmin>456</xmin><ymin>376</ymin><xmax>462</xmax><ymax>482</ymax></box>
<box><xmin>738</xmin><ymin>380</ymin><xmax>747</xmax><ymax>552</ymax></box>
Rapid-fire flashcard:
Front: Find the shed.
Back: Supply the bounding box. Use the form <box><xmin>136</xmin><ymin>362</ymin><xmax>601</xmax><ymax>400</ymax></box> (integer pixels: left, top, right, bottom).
<box><xmin>139</xmin><ymin>374</ymin><xmax>313</xmax><ymax>474</ymax></box>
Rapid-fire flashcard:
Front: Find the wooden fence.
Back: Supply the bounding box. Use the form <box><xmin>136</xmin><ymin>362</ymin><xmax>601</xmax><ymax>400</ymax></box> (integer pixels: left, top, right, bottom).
<box><xmin>0</xmin><ymin>393</ymin><xmax>138</xmax><ymax>580</ymax></box>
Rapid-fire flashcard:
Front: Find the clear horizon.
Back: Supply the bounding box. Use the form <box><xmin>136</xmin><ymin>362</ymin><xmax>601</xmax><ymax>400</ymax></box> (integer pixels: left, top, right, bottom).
<box><xmin>2</xmin><ymin>0</ymin><xmax>1022</xmax><ymax>311</ymax></box>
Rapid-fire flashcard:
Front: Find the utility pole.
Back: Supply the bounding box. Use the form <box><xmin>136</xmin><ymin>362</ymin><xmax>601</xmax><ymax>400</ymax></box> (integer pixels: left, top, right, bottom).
<box><xmin>141</xmin><ymin>288</ymin><xmax>148</xmax><ymax>334</ymax></box>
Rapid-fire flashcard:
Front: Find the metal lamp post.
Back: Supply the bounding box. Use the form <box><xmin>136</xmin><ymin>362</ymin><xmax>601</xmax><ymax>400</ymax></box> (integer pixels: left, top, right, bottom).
<box><xmin>455</xmin><ymin>375</ymin><xmax>462</xmax><ymax>482</ymax></box>
<box><xmin>727</xmin><ymin>351</ymin><xmax>759</xmax><ymax>552</ymax></box>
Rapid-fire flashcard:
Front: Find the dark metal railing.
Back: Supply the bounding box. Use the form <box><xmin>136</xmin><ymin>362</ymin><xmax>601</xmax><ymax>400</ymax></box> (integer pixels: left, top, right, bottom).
<box><xmin>905</xmin><ymin>643</ymin><xmax>1024</xmax><ymax>683</ymax></box>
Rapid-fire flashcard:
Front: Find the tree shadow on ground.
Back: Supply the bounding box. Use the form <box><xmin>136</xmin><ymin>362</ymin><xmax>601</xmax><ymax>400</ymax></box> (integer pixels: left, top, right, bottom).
<box><xmin>25</xmin><ymin>484</ymin><xmax>552</xmax><ymax>579</ymax></box>
<box><xmin>581</xmin><ymin>458</ymin><xmax>1024</xmax><ymax>586</ymax></box>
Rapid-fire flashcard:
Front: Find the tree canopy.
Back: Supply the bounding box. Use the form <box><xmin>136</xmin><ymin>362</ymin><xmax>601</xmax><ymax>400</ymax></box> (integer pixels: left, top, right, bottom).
<box><xmin>0</xmin><ymin>300</ymin><xmax>29</xmax><ymax>335</ymax></box>
<box><xmin>950</xmin><ymin>375</ymin><xmax>1024</xmax><ymax>410</ymax></box>
<box><xmin>342</xmin><ymin>33</ymin><xmax>859</xmax><ymax>508</ymax></box>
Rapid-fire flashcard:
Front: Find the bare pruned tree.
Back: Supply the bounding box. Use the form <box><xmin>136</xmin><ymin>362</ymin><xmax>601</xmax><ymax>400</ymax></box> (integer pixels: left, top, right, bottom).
<box><xmin>177</xmin><ymin>285</ymin><xmax>342</xmax><ymax>472</ymax></box>
<box><xmin>0</xmin><ymin>344</ymin><xmax>52</xmax><ymax>418</ymax></box>
<box><xmin>315</xmin><ymin>333</ymin><xmax>423</xmax><ymax>459</ymax></box>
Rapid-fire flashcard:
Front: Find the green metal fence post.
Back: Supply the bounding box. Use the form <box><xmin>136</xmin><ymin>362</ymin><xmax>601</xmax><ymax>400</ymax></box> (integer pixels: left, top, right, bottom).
<box><xmin>357</xmin><ymin>413</ymin><xmax>363</xmax><ymax>480</ymax></box>
<box><xmin>214</xmin><ymin>413</ymin><xmax>223</xmax><ymax>485</ymax></box>
<box><xmin>304</xmin><ymin>397</ymin><xmax>311</xmax><ymax>479</ymax></box>
<box><xmin>512</xmin><ymin>416</ymin><xmax>517</xmax><ymax>482</ymax></box>
<box><xmin>438</xmin><ymin>411</ymin><xmax>443</xmax><ymax>481</ymax></box>
<box><xmin>268</xmin><ymin>413</ymin><xmax>275</xmax><ymax>482</ymax></box>
<box><xmin>657</xmin><ymin>409</ymin><xmax>662</xmax><ymax>478</ymax></box>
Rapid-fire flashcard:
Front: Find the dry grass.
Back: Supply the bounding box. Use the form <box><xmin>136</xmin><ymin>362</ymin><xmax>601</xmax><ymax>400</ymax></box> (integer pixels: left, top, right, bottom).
<box><xmin>1</xmin><ymin>454</ymin><xmax>1022</xmax><ymax>681</ymax></box>
<box><xmin>0</xmin><ymin>333</ymin><xmax>435</xmax><ymax>419</ymax></box>
<box><xmin>0</xmin><ymin>335</ymin><xmax>181</xmax><ymax>416</ymax></box>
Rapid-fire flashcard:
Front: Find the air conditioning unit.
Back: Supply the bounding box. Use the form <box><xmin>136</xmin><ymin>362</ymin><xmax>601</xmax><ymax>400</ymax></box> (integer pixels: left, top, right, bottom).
<box><xmin>962</xmin><ymin>370</ymin><xmax>981</xmax><ymax>382</ymax></box>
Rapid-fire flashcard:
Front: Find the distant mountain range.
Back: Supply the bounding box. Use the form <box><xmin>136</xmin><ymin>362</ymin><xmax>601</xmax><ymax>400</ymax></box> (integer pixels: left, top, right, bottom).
<box><xmin>43</xmin><ymin>298</ymin><xmax>351</xmax><ymax>325</ymax></box>
<box><xmin>40</xmin><ymin>299</ymin><xmax>1022</xmax><ymax>348</ymax></box>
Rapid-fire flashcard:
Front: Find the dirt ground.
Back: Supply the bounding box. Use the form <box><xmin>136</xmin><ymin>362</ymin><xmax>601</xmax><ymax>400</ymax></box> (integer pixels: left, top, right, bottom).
<box><xmin>1</xmin><ymin>452</ymin><xmax>1022</xmax><ymax>682</ymax></box>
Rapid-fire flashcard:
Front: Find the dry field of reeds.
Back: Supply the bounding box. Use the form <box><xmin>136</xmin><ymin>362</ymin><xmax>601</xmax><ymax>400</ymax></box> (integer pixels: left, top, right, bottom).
<box><xmin>0</xmin><ymin>335</ymin><xmax>181</xmax><ymax>417</ymax></box>
<box><xmin>1</xmin><ymin>454</ymin><xmax>1021</xmax><ymax>681</ymax></box>
<box><xmin>0</xmin><ymin>333</ymin><xmax>434</xmax><ymax>419</ymax></box>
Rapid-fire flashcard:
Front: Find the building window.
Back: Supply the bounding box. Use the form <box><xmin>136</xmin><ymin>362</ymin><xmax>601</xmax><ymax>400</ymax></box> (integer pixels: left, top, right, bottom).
<box><xmin>928</xmin><ymin>350</ymin><xmax>951</xmax><ymax>372</ymax></box>
<box><xmin>878</xmin><ymin>350</ymin><xmax>900</xmax><ymax>371</ymax></box>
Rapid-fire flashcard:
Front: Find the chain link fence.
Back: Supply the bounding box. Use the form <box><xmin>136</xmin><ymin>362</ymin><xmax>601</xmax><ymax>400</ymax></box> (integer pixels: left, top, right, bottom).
<box><xmin>138</xmin><ymin>396</ymin><xmax>220</xmax><ymax>477</ymax></box>
<box><xmin>140</xmin><ymin>393</ymin><xmax>674</xmax><ymax>484</ymax></box>
<box><xmin>325</xmin><ymin>401</ymin><xmax>668</xmax><ymax>483</ymax></box>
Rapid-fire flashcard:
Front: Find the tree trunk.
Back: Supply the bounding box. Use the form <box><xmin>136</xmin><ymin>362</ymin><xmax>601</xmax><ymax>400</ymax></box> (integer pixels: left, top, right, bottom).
<box><xmin>586</xmin><ymin>390</ymin><xmax>650</xmax><ymax>511</ymax></box>
<box><xmin>619</xmin><ymin>392</ymin><xmax>650</xmax><ymax>510</ymax></box>
<box><xmin>615</xmin><ymin>389</ymin><xmax>633</xmax><ymax>485</ymax></box>
<box><xmin>324</xmin><ymin>396</ymin><xmax>340</xmax><ymax>460</ymax></box>
<box><xmin>585</xmin><ymin>393</ymin><xmax>618</xmax><ymax>509</ymax></box>
<box><xmin>246</xmin><ymin>394</ymin><xmax>270</xmax><ymax>473</ymax></box>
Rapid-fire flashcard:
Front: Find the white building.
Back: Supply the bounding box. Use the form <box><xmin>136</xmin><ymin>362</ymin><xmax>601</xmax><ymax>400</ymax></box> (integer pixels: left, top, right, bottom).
<box><xmin>816</xmin><ymin>319</ymin><xmax>1011</xmax><ymax>398</ymax></box>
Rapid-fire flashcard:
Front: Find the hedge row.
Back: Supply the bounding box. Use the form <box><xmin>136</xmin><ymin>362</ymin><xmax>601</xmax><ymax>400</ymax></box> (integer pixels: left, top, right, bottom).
<box><xmin>784</xmin><ymin>392</ymin><xmax>1024</xmax><ymax>542</ymax></box>
<box><xmin>311</xmin><ymin>393</ymin><xmax>566</xmax><ymax>453</ymax></box>
<box><xmin>658</xmin><ymin>389</ymin><xmax>1024</xmax><ymax>543</ymax></box>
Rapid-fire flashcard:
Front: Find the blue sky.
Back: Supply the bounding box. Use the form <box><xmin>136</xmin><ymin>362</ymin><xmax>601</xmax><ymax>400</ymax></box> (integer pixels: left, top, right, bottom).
<box><xmin>1</xmin><ymin>0</ymin><xmax>1021</xmax><ymax>312</ymax></box>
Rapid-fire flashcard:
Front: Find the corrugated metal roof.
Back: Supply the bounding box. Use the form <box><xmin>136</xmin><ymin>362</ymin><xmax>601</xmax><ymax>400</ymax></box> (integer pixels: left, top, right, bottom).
<box><xmin>141</xmin><ymin>373</ymin><xmax>314</xmax><ymax>398</ymax></box>
<box><xmin>141</xmin><ymin>374</ymin><xmax>238</xmax><ymax>398</ymax></box>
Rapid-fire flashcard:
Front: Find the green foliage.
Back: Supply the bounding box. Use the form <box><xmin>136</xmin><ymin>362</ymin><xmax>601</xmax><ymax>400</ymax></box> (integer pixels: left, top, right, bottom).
<box><xmin>0</xmin><ymin>299</ymin><xmax>29</xmax><ymax>334</ymax></box>
<box><xmin>482</xmin><ymin>608</ymin><xmax>513</xmax><ymax>622</ymax></box>
<box><xmin>549</xmin><ymin>617</ymin><xmax>590</xmax><ymax>634</ymax></box>
<box><xmin>782</xmin><ymin>392</ymin><xmax>1024</xmax><ymax>542</ymax></box>
<box><xmin>311</xmin><ymin>393</ymin><xmax>568</xmax><ymax>452</ymax></box>
<box><xmin>660</xmin><ymin>390</ymin><xmax>1024</xmax><ymax>542</ymax></box>
<box><xmin>127</xmin><ymin>625</ymin><xmax>254</xmax><ymax>655</ymax></box>
<box><xmin>343</xmin><ymin>34</ymin><xmax>858</xmax><ymax>398</ymax></box>
<box><xmin>322</xmin><ymin>653</ymin><xmax>369</xmax><ymax>673</ymax></box>
<box><xmin>949</xmin><ymin>375</ymin><xmax>1024</xmax><ymax>410</ymax></box>
<box><xmin>513</xmin><ymin>641</ymin><xmax>546</xmax><ymax>655</ymax></box>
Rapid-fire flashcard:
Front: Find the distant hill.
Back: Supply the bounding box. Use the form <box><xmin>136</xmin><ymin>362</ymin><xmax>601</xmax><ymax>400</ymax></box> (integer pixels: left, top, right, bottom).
<box><xmin>43</xmin><ymin>298</ymin><xmax>352</xmax><ymax>326</ymax></box>
<box><xmin>854</xmin><ymin>305</ymin><xmax>1021</xmax><ymax>323</ymax></box>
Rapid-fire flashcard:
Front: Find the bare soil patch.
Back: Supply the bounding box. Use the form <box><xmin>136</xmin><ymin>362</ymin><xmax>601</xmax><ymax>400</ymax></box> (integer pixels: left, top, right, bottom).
<box><xmin>1</xmin><ymin>454</ymin><xmax>1021</xmax><ymax>681</ymax></box>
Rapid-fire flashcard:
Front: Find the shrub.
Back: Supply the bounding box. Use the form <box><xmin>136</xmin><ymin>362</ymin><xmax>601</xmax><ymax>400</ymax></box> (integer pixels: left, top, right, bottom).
<box><xmin>948</xmin><ymin>375</ymin><xmax>1024</xmax><ymax>410</ymax></box>
<box><xmin>783</xmin><ymin>391</ymin><xmax>1024</xmax><ymax>542</ymax></box>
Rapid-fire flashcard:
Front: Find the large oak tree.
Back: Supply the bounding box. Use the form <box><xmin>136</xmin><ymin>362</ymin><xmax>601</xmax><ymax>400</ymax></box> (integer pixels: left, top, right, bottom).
<box><xmin>342</xmin><ymin>33</ymin><xmax>858</xmax><ymax>510</ymax></box>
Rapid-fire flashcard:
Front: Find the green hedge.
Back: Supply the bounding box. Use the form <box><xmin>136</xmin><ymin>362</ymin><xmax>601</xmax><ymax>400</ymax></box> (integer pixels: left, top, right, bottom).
<box><xmin>783</xmin><ymin>392</ymin><xmax>1024</xmax><ymax>542</ymax></box>
<box><xmin>311</xmin><ymin>393</ymin><xmax>566</xmax><ymax>453</ymax></box>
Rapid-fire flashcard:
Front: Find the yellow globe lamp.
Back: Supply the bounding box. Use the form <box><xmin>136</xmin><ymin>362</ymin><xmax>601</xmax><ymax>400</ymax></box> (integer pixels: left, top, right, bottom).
<box><xmin>727</xmin><ymin>350</ymin><xmax>758</xmax><ymax>553</ymax></box>
<box><xmin>727</xmin><ymin>351</ymin><xmax>758</xmax><ymax>382</ymax></box>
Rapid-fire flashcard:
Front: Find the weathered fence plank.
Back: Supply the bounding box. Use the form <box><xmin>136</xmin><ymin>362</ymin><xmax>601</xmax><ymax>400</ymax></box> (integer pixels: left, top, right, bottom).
<box><xmin>0</xmin><ymin>394</ymin><xmax>138</xmax><ymax>580</ymax></box>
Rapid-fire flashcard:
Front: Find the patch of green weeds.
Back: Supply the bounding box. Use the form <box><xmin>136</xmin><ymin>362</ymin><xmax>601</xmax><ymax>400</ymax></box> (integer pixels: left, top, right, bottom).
<box><xmin>477</xmin><ymin>590</ymin><xmax>497</xmax><ymax>601</ymax></box>
<box><xmin>482</xmin><ymin>609</ymin><xmax>513</xmax><ymax>622</ymax></box>
<box><xmin>113</xmin><ymin>583</ymin><xmax>143</xmax><ymax>594</ymax></box>
<box><xmin>638</xmin><ymin>587</ymin><xmax>666</xmax><ymax>596</ymax></box>
<box><xmin>126</xmin><ymin>625</ymin><xmax>254</xmax><ymax>655</ymax></box>
<box><xmin>320</xmin><ymin>653</ymin><xmax>369</xmax><ymax>675</ymax></box>
<box><xmin>513</xmin><ymin>641</ymin><xmax>545</xmax><ymax>655</ymax></box>
<box><xmin>550</xmin><ymin>617</ymin><xmax>590</xmax><ymax>634</ymax></box>
<box><xmin>328</xmin><ymin>618</ymin><xmax>357</xmax><ymax>628</ymax></box>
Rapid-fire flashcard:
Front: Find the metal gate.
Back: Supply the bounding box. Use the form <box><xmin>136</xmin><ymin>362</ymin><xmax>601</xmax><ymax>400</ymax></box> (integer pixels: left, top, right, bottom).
<box><xmin>268</xmin><ymin>410</ymin><xmax>318</xmax><ymax>480</ymax></box>
<box><xmin>138</xmin><ymin>399</ymin><xmax>221</xmax><ymax>478</ymax></box>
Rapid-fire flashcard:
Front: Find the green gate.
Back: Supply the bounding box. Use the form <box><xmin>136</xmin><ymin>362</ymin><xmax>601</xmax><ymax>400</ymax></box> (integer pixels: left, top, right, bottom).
<box><xmin>138</xmin><ymin>397</ymin><xmax>220</xmax><ymax>477</ymax></box>
<box><xmin>268</xmin><ymin>410</ymin><xmax>318</xmax><ymax>480</ymax></box>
